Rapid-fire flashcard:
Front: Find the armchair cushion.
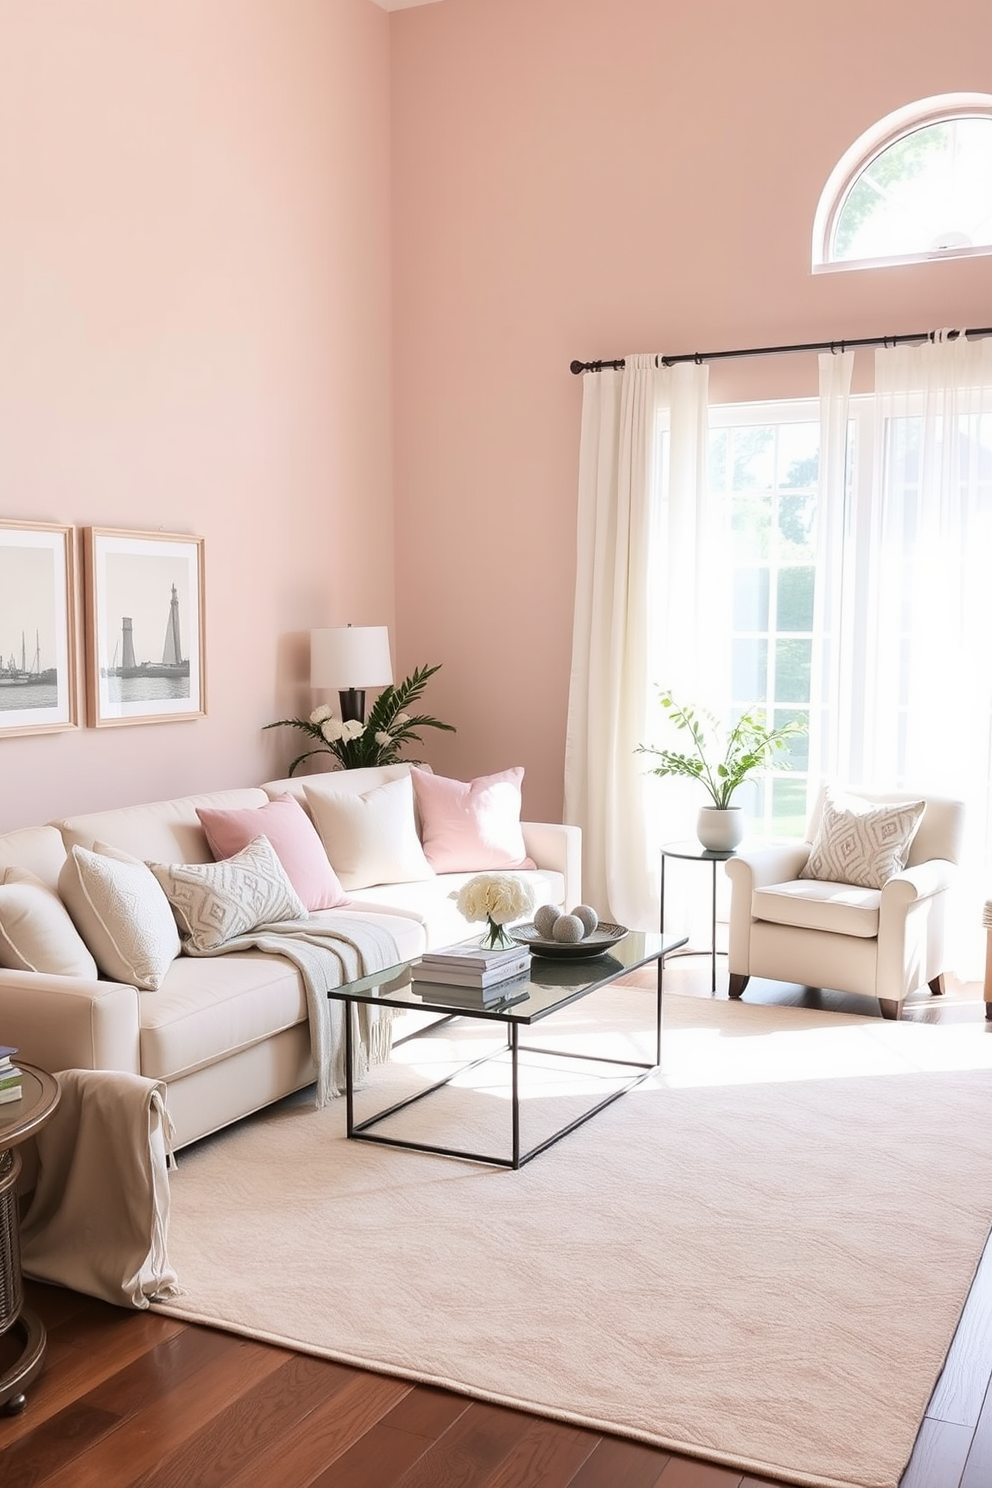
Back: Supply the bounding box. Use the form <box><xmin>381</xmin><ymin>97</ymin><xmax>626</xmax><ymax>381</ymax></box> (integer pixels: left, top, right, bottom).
<box><xmin>799</xmin><ymin>789</ymin><xmax>925</xmax><ymax>889</ymax></box>
<box><xmin>752</xmin><ymin>879</ymin><xmax>881</xmax><ymax>938</ymax></box>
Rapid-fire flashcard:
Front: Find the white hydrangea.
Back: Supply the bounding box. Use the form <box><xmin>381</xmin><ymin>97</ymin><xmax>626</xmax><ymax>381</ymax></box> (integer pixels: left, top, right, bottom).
<box><xmin>341</xmin><ymin>719</ymin><xmax>365</xmax><ymax>740</ymax></box>
<box><xmin>310</xmin><ymin>704</ymin><xmax>333</xmax><ymax>725</ymax></box>
<box><xmin>320</xmin><ymin>717</ymin><xmax>345</xmax><ymax>742</ymax></box>
<box><xmin>393</xmin><ymin>712</ymin><xmax>410</xmax><ymax>726</ymax></box>
<box><xmin>375</xmin><ymin>731</ymin><xmax>392</xmax><ymax>746</ymax></box>
<box><xmin>456</xmin><ymin>874</ymin><xmax>535</xmax><ymax>926</ymax></box>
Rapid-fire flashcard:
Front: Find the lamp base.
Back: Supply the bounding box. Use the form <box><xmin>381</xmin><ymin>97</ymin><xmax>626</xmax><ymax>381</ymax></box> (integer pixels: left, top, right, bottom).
<box><xmin>338</xmin><ymin>688</ymin><xmax>366</xmax><ymax>724</ymax></box>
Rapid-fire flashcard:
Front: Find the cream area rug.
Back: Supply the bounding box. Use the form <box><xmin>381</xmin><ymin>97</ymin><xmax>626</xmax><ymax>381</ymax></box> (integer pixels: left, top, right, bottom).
<box><xmin>155</xmin><ymin>988</ymin><xmax>992</xmax><ymax>1488</ymax></box>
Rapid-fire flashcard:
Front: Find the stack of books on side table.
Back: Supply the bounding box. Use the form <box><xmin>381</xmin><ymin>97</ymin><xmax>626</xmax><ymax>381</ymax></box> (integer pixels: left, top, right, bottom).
<box><xmin>0</xmin><ymin>1045</ymin><xmax>22</xmax><ymax>1104</ymax></box>
<box><xmin>411</xmin><ymin>942</ymin><xmax>532</xmax><ymax>1006</ymax></box>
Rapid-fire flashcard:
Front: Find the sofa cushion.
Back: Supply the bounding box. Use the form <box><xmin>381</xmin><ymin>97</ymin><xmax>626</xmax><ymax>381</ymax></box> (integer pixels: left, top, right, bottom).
<box><xmin>147</xmin><ymin>835</ymin><xmax>307</xmax><ymax>953</ymax></box>
<box><xmin>410</xmin><ymin>766</ymin><xmax>536</xmax><ymax>873</ymax></box>
<box><xmin>139</xmin><ymin>906</ymin><xmax>427</xmax><ymax>1081</ymax></box>
<box><xmin>58</xmin><ymin>845</ymin><xmax>181</xmax><ymax>990</ymax></box>
<box><xmin>751</xmin><ymin>879</ymin><xmax>881</xmax><ymax>938</ymax></box>
<box><xmin>800</xmin><ymin>789</ymin><xmax>925</xmax><ymax>889</ymax></box>
<box><xmin>0</xmin><ymin>867</ymin><xmax>99</xmax><ymax>977</ymax></box>
<box><xmin>196</xmin><ymin>795</ymin><xmax>347</xmax><ymax>911</ymax></box>
<box><xmin>57</xmin><ymin>788</ymin><xmax>270</xmax><ymax>867</ymax></box>
<box><xmin>303</xmin><ymin>773</ymin><xmax>435</xmax><ymax>891</ymax></box>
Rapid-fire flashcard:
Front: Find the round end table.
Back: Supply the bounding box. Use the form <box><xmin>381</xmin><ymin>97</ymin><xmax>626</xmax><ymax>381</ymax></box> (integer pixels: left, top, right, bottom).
<box><xmin>0</xmin><ymin>1062</ymin><xmax>60</xmax><ymax>1415</ymax></box>
<box><xmin>660</xmin><ymin>840</ymin><xmax>740</xmax><ymax>993</ymax></box>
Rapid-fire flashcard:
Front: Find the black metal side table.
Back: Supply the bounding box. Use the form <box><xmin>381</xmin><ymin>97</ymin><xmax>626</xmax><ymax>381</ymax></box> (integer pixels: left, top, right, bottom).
<box><xmin>0</xmin><ymin>1062</ymin><xmax>60</xmax><ymax>1415</ymax></box>
<box><xmin>660</xmin><ymin>840</ymin><xmax>739</xmax><ymax>993</ymax></box>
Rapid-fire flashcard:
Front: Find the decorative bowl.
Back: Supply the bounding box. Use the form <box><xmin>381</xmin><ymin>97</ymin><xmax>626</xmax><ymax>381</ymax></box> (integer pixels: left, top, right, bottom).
<box><xmin>510</xmin><ymin>921</ymin><xmax>629</xmax><ymax>959</ymax></box>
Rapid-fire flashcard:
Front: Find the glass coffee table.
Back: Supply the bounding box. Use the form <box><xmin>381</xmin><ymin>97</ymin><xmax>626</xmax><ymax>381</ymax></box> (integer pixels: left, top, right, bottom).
<box><xmin>330</xmin><ymin>930</ymin><xmax>687</xmax><ymax>1169</ymax></box>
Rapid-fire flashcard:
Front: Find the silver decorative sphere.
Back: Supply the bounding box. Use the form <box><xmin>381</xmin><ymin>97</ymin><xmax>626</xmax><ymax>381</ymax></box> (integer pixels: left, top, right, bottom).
<box><xmin>552</xmin><ymin>913</ymin><xmax>586</xmax><ymax>943</ymax></box>
<box><xmin>533</xmin><ymin>903</ymin><xmax>561</xmax><ymax>939</ymax></box>
<box><xmin>572</xmin><ymin>905</ymin><xmax>599</xmax><ymax>936</ymax></box>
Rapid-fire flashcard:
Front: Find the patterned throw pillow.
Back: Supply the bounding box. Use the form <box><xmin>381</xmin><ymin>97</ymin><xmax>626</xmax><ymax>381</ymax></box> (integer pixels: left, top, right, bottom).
<box><xmin>799</xmin><ymin>791</ymin><xmax>926</xmax><ymax>890</ymax></box>
<box><xmin>58</xmin><ymin>845</ymin><xmax>181</xmax><ymax>990</ymax></box>
<box><xmin>147</xmin><ymin>834</ymin><xmax>307</xmax><ymax>953</ymax></box>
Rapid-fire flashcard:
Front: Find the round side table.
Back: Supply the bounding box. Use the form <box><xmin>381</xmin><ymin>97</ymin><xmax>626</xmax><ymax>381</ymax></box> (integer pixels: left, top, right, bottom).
<box><xmin>660</xmin><ymin>840</ymin><xmax>739</xmax><ymax>993</ymax></box>
<box><xmin>0</xmin><ymin>1062</ymin><xmax>60</xmax><ymax>1415</ymax></box>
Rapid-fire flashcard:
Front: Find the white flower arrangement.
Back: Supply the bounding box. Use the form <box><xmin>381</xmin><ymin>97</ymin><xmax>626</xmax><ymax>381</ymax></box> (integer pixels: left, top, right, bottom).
<box><xmin>456</xmin><ymin>873</ymin><xmax>536</xmax><ymax>949</ymax></box>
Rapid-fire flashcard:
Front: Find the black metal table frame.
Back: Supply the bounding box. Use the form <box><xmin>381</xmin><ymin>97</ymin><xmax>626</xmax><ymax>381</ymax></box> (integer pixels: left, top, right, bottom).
<box><xmin>338</xmin><ymin>935</ymin><xmax>687</xmax><ymax>1170</ymax></box>
<box><xmin>660</xmin><ymin>842</ymin><xmax>738</xmax><ymax>993</ymax></box>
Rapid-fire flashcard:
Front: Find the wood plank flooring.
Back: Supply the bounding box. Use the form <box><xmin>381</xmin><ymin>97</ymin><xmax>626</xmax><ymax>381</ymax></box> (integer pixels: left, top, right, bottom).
<box><xmin>3</xmin><ymin>959</ymin><xmax>992</xmax><ymax>1488</ymax></box>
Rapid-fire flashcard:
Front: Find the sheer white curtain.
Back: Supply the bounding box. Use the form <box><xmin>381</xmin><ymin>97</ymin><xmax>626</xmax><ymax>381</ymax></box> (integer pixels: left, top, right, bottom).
<box><xmin>861</xmin><ymin>333</ymin><xmax>992</xmax><ymax>972</ymax></box>
<box><xmin>564</xmin><ymin>356</ymin><xmax>709</xmax><ymax>929</ymax></box>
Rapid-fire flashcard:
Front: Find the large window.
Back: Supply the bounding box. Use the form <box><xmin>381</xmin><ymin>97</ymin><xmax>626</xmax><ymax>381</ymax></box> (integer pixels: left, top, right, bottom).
<box><xmin>707</xmin><ymin>404</ymin><xmax>821</xmax><ymax>837</ymax></box>
<box><xmin>813</xmin><ymin>94</ymin><xmax>992</xmax><ymax>272</ymax></box>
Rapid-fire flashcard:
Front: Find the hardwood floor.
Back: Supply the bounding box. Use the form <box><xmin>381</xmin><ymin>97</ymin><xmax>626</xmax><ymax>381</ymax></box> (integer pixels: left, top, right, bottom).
<box><xmin>3</xmin><ymin>959</ymin><xmax>992</xmax><ymax>1488</ymax></box>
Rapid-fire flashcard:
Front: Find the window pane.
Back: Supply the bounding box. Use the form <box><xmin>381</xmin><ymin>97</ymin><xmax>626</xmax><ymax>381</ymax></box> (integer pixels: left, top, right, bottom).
<box><xmin>777</xmin><ymin>424</ymin><xmax>819</xmax><ymax>489</ymax></box>
<box><xmin>834</xmin><ymin>116</ymin><xmax>992</xmax><ymax>261</ymax></box>
<box><xmin>777</xmin><ymin>494</ymin><xmax>817</xmax><ymax>558</ymax></box>
<box><xmin>733</xmin><ymin>568</ymin><xmax>769</xmax><ymax>630</ymax></box>
<box><xmin>774</xmin><ymin>639</ymin><xmax>811</xmax><ymax>702</ymax></box>
<box><xmin>731</xmin><ymin>492</ymin><xmax>771</xmax><ymax>561</ymax></box>
<box><xmin>732</xmin><ymin>428</ymin><xmax>775</xmax><ymax>490</ymax></box>
<box><xmin>773</xmin><ymin>706</ymin><xmax>810</xmax><ymax>770</ymax></box>
<box><xmin>771</xmin><ymin>777</ymin><xmax>809</xmax><ymax>839</ymax></box>
<box><xmin>733</xmin><ymin>639</ymin><xmax>767</xmax><ymax>701</ymax></box>
<box><xmin>776</xmin><ymin>567</ymin><xmax>815</xmax><ymax>631</ymax></box>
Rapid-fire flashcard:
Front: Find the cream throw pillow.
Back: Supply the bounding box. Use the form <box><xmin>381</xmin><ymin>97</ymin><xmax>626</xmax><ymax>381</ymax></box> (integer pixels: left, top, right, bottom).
<box><xmin>147</xmin><ymin>834</ymin><xmax>307</xmax><ymax>953</ymax></box>
<box><xmin>303</xmin><ymin>773</ymin><xmax>435</xmax><ymax>891</ymax></box>
<box><xmin>800</xmin><ymin>790</ymin><xmax>926</xmax><ymax>890</ymax></box>
<box><xmin>58</xmin><ymin>845</ymin><xmax>181</xmax><ymax>990</ymax></box>
<box><xmin>0</xmin><ymin>867</ymin><xmax>99</xmax><ymax>978</ymax></box>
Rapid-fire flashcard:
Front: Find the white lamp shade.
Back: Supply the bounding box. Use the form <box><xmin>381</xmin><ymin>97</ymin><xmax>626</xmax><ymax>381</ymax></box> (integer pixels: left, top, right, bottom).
<box><xmin>310</xmin><ymin>627</ymin><xmax>393</xmax><ymax>690</ymax></box>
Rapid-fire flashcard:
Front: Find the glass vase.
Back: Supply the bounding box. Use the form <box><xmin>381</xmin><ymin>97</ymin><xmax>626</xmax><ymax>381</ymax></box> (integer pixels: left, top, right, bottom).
<box><xmin>481</xmin><ymin>916</ymin><xmax>514</xmax><ymax>951</ymax></box>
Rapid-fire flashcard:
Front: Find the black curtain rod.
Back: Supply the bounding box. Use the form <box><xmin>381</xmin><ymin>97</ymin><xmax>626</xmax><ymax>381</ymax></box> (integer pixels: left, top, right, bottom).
<box><xmin>569</xmin><ymin>325</ymin><xmax>992</xmax><ymax>375</ymax></box>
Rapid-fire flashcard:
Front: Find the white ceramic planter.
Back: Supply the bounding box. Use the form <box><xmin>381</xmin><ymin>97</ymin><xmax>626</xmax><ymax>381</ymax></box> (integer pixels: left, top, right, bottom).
<box><xmin>696</xmin><ymin>805</ymin><xmax>745</xmax><ymax>852</ymax></box>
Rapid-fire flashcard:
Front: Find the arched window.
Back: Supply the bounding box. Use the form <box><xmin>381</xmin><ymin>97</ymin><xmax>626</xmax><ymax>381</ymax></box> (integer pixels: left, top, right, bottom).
<box><xmin>812</xmin><ymin>94</ymin><xmax>992</xmax><ymax>272</ymax></box>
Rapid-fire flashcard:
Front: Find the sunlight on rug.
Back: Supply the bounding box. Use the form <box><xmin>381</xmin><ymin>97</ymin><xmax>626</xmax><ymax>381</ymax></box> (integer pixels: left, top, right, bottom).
<box><xmin>156</xmin><ymin>989</ymin><xmax>992</xmax><ymax>1488</ymax></box>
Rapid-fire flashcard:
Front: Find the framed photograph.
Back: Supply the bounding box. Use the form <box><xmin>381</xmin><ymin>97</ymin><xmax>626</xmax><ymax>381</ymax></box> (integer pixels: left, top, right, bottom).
<box><xmin>84</xmin><ymin>528</ymin><xmax>205</xmax><ymax>727</ymax></box>
<box><xmin>0</xmin><ymin>520</ymin><xmax>78</xmax><ymax>737</ymax></box>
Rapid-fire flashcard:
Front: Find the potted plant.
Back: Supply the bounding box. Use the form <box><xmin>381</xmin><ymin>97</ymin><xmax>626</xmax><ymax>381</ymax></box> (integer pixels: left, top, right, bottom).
<box><xmin>636</xmin><ymin>692</ymin><xmax>805</xmax><ymax>850</ymax></box>
<box><xmin>265</xmin><ymin>662</ymin><xmax>455</xmax><ymax>776</ymax></box>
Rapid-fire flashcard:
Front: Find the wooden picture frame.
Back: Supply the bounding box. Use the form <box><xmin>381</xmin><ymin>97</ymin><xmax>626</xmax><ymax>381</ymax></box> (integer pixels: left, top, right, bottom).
<box><xmin>0</xmin><ymin>520</ymin><xmax>78</xmax><ymax>737</ymax></box>
<box><xmin>84</xmin><ymin>528</ymin><xmax>206</xmax><ymax>727</ymax></box>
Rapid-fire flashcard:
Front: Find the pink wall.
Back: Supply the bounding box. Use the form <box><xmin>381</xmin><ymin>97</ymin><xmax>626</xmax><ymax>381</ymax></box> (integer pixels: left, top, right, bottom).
<box><xmin>391</xmin><ymin>0</ymin><xmax>992</xmax><ymax>823</ymax></box>
<box><xmin>0</xmin><ymin>0</ymin><xmax>392</xmax><ymax>832</ymax></box>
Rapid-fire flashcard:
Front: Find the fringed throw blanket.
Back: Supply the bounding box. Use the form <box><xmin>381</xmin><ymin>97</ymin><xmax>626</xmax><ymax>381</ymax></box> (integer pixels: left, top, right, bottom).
<box><xmin>184</xmin><ymin>917</ymin><xmax>403</xmax><ymax>1106</ymax></box>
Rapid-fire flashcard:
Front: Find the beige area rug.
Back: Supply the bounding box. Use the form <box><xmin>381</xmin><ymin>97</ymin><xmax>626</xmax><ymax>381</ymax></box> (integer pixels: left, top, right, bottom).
<box><xmin>155</xmin><ymin>988</ymin><xmax>992</xmax><ymax>1488</ymax></box>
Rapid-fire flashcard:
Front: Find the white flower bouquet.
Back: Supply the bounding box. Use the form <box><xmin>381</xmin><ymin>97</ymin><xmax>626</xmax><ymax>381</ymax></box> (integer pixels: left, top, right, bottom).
<box><xmin>456</xmin><ymin>873</ymin><xmax>536</xmax><ymax>950</ymax></box>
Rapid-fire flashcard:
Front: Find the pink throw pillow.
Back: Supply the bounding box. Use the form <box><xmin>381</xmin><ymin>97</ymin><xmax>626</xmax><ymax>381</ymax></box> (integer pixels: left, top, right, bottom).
<box><xmin>196</xmin><ymin>795</ymin><xmax>348</xmax><ymax>911</ymax></box>
<box><xmin>410</xmin><ymin>766</ymin><xmax>536</xmax><ymax>874</ymax></box>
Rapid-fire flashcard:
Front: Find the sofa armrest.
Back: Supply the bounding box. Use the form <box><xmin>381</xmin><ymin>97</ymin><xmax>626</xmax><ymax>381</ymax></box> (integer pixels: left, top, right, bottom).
<box><xmin>0</xmin><ymin>970</ymin><xmax>141</xmax><ymax>1075</ymax></box>
<box><xmin>521</xmin><ymin>822</ymin><xmax>582</xmax><ymax>909</ymax></box>
<box><xmin>725</xmin><ymin>844</ymin><xmax>811</xmax><ymax>975</ymax></box>
<box><xmin>880</xmin><ymin>859</ymin><xmax>956</xmax><ymax>907</ymax></box>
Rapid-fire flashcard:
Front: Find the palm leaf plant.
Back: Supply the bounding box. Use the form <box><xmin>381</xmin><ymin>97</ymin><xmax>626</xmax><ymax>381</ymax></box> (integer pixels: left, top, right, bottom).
<box><xmin>265</xmin><ymin>662</ymin><xmax>455</xmax><ymax>776</ymax></box>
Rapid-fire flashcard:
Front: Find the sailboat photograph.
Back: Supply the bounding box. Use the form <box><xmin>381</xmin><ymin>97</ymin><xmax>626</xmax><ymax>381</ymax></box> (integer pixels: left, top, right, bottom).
<box><xmin>0</xmin><ymin>520</ymin><xmax>76</xmax><ymax>735</ymax></box>
<box><xmin>86</xmin><ymin>528</ymin><xmax>204</xmax><ymax>727</ymax></box>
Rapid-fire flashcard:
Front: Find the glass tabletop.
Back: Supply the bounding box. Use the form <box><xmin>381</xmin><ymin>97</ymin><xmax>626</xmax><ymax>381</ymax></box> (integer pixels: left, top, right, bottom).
<box><xmin>331</xmin><ymin>930</ymin><xmax>687</xmax><ymax>1024</ymax></box>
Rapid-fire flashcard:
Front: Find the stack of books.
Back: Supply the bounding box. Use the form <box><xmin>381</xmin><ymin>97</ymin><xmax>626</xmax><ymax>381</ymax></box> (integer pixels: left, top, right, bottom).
<box><xmin>0</xmin><ymin>1045</ymin><xmax>22</xmax><ymax>1105</ymax></box>
<box><xmin>411</xmin><ymin>941</ymin><xmax>532</xmax><ymax>1006</ymax></box>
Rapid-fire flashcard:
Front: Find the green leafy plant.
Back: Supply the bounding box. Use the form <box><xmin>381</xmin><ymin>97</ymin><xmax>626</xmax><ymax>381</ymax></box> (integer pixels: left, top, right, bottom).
<box><xmin>636</xmin><ymin>691</ymin><xmax>805</xmax><ymax>808</ymax></box>
<box><xmin>265</xmin><ymin>662</ymin><xmax>455</xmax><ymax>776</ymax></box>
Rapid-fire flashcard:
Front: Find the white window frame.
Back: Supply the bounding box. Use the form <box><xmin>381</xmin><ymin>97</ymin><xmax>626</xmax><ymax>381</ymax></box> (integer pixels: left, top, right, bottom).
<box><xmin>812</xmin><ymin>92</ymin><xmax>992</xmax><ymax>274</ymax></box>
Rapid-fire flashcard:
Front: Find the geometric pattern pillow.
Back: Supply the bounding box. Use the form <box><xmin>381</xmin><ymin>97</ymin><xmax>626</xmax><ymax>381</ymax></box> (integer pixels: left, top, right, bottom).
<box><xmin>146</xmin><ymin>834</ymin><xmax>307</xmax><ymax>953</ymax></box>
<box><xmin>0</xmin><ymin>866</ymin><xmax>100</xmax><ymax>978</ymax></box>
<box><xmin>799</xmin><ymin>791</ymin><xmax>926</xmax><ymax>890</ymax></box>
<box><xmin>57</xmin><ymin>844</ymin><xmax>181</xmax><ymax>990</ymax></box>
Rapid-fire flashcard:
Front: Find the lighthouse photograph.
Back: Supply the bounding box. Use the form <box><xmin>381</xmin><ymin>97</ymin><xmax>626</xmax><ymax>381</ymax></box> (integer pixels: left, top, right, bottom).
<box><xmin>85</xmin><ymin>529</ymin><xmax>205</xmax><ymax>727</ymax></box>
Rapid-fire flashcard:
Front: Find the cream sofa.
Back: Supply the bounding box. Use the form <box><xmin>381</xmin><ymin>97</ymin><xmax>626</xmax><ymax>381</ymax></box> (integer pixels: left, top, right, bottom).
<box><xmin>0</xmin><ymin>765</ymin><xmax>580</xmax><ymax>1147</ymax></box>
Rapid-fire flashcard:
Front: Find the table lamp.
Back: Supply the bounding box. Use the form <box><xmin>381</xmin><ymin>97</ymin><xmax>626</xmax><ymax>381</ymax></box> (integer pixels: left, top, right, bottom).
<box><xmin>310</xmin><ymin>626</ymin><xmax>393</xmax><ymax>723</ymax></box>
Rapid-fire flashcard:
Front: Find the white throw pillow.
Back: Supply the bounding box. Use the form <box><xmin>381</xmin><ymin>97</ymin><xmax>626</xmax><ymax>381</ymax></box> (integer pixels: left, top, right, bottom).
<box><xmin>58</xmin><ymin>845</ymin><xmax>181</xmax><ymax>990</ymax></box>
<box><xmin>303</xmin><ymin>773</ymin><xmax>435</xmax><ymax>891</ymax></box>
<box><xmin>147</xmin><ymin>834</ymin><xmax>307</xmax><ymax>953</ymax></box>
<box><xmin>799</xmin><ymin>790</ymin><xmax>926</xmax><ymax>890</ymax></box>
<box><xmin>0</xmin><ymin>867</ymin><xmax>99</xmax><ymax>978</ymax></box>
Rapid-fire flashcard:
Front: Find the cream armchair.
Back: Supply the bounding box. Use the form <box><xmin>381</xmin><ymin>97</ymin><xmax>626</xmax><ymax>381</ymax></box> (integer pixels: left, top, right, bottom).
<box><xmin>725</xmin><ymin>789</ymin><xmax>965</xmax><ymax>1020</ymax></box>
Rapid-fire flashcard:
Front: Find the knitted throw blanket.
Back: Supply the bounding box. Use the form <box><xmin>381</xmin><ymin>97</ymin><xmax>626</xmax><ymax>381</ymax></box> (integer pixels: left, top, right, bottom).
<box><xmin>185</xmin><ymin>916</ymin><xmax>403</xmax><ymax>1107</ymax></box>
